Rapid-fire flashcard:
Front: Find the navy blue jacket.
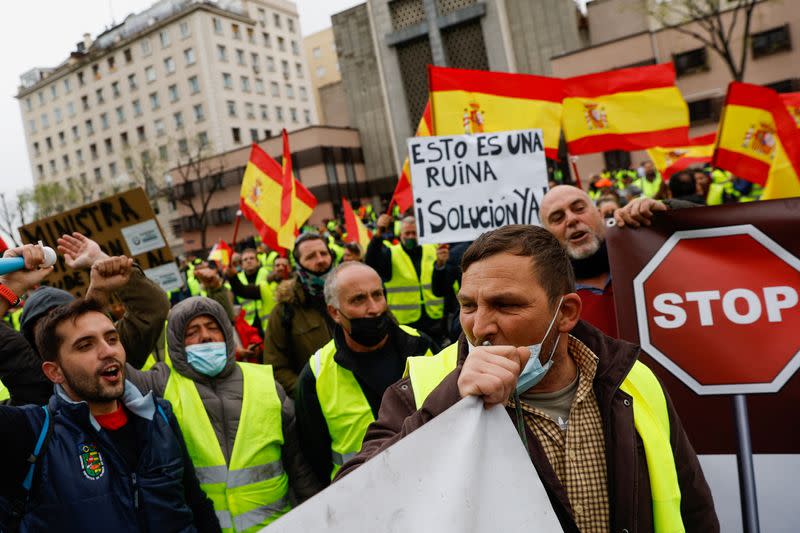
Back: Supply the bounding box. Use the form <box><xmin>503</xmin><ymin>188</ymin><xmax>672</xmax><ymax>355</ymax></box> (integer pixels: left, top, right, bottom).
<box><xmin>0</xmin><ymin>382</ymin><xmax>219</xmax><ymax>532</ymax></box>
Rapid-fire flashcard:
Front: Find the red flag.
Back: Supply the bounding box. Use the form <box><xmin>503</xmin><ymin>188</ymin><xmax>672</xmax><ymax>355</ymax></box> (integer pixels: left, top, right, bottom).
<box><xmin>208</xmin><ymin>239</ymin><xmax>233</xmax><ymax>268</ymax></box>
<box><xmin>0</xmin><ymin>235</ymin><xmax>7</xmax><ymax>255</ymax></box>
<box><xmin>342</xmin><ymin>198</ymin><xmax>372</xmax><ymax>250</ymax></box>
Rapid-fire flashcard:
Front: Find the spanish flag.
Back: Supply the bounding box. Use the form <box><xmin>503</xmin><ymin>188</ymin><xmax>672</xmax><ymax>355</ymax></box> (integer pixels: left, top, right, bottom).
<box><xmin>562</xmin><ymin>63</ymin><xmax>689</xmax><ymax>154</ymax></box>
<box><xmin>646</xmin><ymin>133</ymin><xmax>716</xmax><ymax>179</ymax></box>
<box><xmin>764</xmin><ymin>91</ymin><xmax>800</xmax><ymax>200</ymax></box>
<box><xmin>240</xmin><ymin>137</ymin><xmax>316</xmax><ymax>252</ymax></box>
<box><xmin>781</xmin><ymin>92</ymin><xmax>800</xmax><ymax>128</ymax></box>
<box><xmin>342</xmin><ymin>197</ymin><xmax>372</xmax><ymax>250</ymax></box>
<box><xmin>276</xmin><ymin>129</ymin><xmax>316</xmax><ymax>249</ymax></box>
<box><xmin>208</xmin><ymin>239</ymin><xmax>233</xmax><ymax>268</ymax></box>
<box><xmin>428</xmin><ymin>65</ymin><xmax>564</xmax><ymax>160</ymax></box>
<box><xmin>389</xmin><ymin>100</ymin><xmax>433</xmax><ymax>213</ymax></box>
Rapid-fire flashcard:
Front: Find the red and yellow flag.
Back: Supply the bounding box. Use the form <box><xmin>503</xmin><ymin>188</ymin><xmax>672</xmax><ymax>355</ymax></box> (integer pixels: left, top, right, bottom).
<box><xmin>647</xmin><ymin>133</ymin><xmax>716</xmax><ymax>179</ymax></box>
<box><xmin>207</xmin><ymin>239</ymin><xmax>233</xmax><ymax>268</ymax></box>
<box><xmin>562</xmin><ymin>63</ymin><xmax>689</xmax><ymax>154</ymax></box>
<box><xmin>342</xmin><ymin>197</ymin><xmax>372</xmax><ymax>250</ymax></box>
<box><xmin>781</xmin><ymin>92</ymin><xmax>800</xmax><ymax>128</ymax></box>
<box><xmin>240</xmin><ymin>138</ymin><xmax>316</xmax><ymax>252</ymax></box>
<box><xmin>714</xmin><ymin>82</ymin><xmax>800</xmax><ymax>198</ymax></box>
<box><xmin>389</xmin><ymin>101</ymin><xmax>433</xmax><ymax>213</ymax></box>
<box><xmin>428</xmin><ymin>65</ymin><xmax>564</xmax><ymax>160</ymax></box>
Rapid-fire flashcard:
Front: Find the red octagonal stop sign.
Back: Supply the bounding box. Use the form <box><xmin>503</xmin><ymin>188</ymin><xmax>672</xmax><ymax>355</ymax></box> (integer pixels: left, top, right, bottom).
<box><xmin>633</xmin><ymin>225</ymin><xmax>800</xmax><ymax>395</ymax></box>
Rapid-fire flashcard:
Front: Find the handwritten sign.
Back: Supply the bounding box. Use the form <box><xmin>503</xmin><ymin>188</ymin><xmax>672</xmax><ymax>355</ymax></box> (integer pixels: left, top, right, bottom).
<box><xmin>19</xmin><ymin>188</ymin><xmax>175</xmax><ymax>296</ymax></box>
<box><xmin>408</xmin><ymin>129</ymin><xmax>549</xmax><ymax>244</ymax></box>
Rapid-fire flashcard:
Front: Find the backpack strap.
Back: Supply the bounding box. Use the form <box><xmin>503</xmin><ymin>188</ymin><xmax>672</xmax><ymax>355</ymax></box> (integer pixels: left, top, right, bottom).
<box><xmin>9</xmin><ymin>405</ymin><xmax>54</xmax><ymax>531</ymax></box>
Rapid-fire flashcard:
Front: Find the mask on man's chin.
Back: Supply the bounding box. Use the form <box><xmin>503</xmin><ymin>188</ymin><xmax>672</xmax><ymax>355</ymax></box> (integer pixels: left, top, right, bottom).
<box><xmin>402</xmin><ymin>238</ymin><xmax>417</xmax><ymax>251</ymax></box>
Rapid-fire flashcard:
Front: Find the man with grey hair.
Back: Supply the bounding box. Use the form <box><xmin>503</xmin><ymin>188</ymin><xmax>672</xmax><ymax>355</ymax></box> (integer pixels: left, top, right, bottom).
<box><xmin>293</xmin><ymin>261</ymin><xmax>435</xmax><ymax>485</ymax></box>
<box><xmin>366</xmin><ymin>214</ymin><xmax>445</xmax><ymax>344</ymax></box>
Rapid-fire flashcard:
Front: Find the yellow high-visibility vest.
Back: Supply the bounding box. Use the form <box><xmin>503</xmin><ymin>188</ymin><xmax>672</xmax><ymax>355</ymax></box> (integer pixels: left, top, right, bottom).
<box><xmin>406</xmin><ymin>346</ymin><xmax>684</xmax><ymax>533</ymax></box>
<box><xmin>237</xmin><ymin>268</ymin><xmax>270</xmax><ymax>327</ymax></box>
<box><xmin>163</xmin><ymin>363</ymin><xmax>290</xmax><ymax>532</ymax></box>
<box><xmin>0</xmin><ymin>379</ymin><xmax>9</xmax><ymax>402</ymax></box>
<box><xmin>310</xmin><ymin>325</ymin><xmax>432</xmax><ymax>479</ymax></box>
<box><xmin>384</xmin><ymin>243</ymin><xmax>443</xmax><ymax>324</ymax></box>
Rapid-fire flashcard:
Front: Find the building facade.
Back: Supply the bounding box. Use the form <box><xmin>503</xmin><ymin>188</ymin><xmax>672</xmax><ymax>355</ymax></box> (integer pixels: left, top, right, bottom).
<box><xmin>550</xmin><ymin>0</ymin><xmax>800</xmax><ymax>180</ymax></box>
<box><xmin>331</xmin><ymin>0</ymin><xmax>584</xmax><ymax>199</ymax></box>
<box><xmin>170</xmin><ymin>126</ymin><xmax>368</xmax><ymax>252</ymax></box>
<box><xmin>16</xmin><ymin>0</ymin><xmax>316</xmax><ymax>252</ymax></box>
<box><xmin>302</xmin><ymin>28</ymin><xmax>350</xmax><ymax>127</ymax></box>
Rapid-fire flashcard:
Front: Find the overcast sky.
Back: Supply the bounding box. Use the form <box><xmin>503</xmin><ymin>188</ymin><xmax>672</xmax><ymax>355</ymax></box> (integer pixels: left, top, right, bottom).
<box><xmin>0</xmin><ymin>0</ymin><xmax>362</xmax><ymax>204</ymax></box>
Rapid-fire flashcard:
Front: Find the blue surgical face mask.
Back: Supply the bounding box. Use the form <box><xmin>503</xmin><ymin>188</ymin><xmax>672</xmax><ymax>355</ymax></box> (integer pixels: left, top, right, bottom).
<box><xmin>185</xmin><ymin>341</ymin><xmax>228</xmax><ymax>377</ymax></box>
<box><xmin>516</xmin><ymin>297</ymin><xmax>564</xmax><ymax>393</ymax></box>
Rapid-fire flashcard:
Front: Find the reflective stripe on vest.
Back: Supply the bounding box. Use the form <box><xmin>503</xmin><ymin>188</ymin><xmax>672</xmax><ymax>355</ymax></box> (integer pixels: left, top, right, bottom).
<box><xmin>406</xmin><ymin>346</ymin><xmax>684</xmax><ymax>532</ymax></box>
<box><xmin>311</xmin><ymin>325</ymin><xmax>430</xmax><ymax>479</ymax></box>
<box><xmin>620</xmin><ymin>361</ymin><xmax>683</xmax><ymax>532</ymax></box>
<box><xmin>384</xmin><ymin>243</ymin><xmax>443</xmax><ymax>324</ymax></box>
<box><xmin>163</xmin><ymin>363</ymin><xmax>290</xmax><ymax>531</ymax></box>
<box><xmin>237</xmin><ymin>268</ymin><xmax>270</xmax><ymax>326</ymax></box>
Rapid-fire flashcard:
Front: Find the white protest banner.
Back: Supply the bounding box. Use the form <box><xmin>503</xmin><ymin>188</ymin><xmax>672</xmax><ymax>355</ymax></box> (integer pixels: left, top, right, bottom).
<box><xmin>408</xmin><ymin>129</ymin><xmax>549</xmax><ymax>244</ymax></box>
<box><xmin>265</xmin><ymin>396</ymin><xmax>563</xmax><ymax>533</ymax></box>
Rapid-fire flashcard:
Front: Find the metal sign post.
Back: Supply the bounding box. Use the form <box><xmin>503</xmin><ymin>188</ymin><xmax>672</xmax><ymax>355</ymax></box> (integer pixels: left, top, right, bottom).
<box><xmin>733</xmin><ymin>394</ymin><xmax>760</xmax><ymax>533</ymax></box>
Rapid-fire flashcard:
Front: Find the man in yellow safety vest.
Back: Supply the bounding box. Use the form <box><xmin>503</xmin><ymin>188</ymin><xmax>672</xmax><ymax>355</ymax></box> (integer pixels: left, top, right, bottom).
<box><xmin>293</xmin><ymin>262</ymin><xmax>434</xmax><ymax>484</ymax></box>
<box><xmin>337</xmin><ymin>224</ymin><xmax>719</xmax><ymax>533</ymax></box>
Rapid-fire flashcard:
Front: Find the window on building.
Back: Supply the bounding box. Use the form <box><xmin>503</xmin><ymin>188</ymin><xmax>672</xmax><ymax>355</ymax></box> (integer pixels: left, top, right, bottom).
<box><xmin>227</xmin><ymin>100</ymin><xmax>237</xmax><ymax>117</ymax></box>
<box><xmin>765</xmin><ymin>78</ymin><xmax>800</xmax><ymax>93</ymax></box>
<box><xmin>109</xmin><ymin>162</ymin><xmax>117</xmax><ymax>178</ymax></box>
<box><xmin>33</xmin><ymin>141</ymin><xmax>40</xmax><ymax>156</ymax></box>
<box><xmin>92</xmin><ymin>64</ymin><xmax>100</xmax><ymax>80</ymax></box>
<box><xmin>37</xmin><ymin>165</ymin><xmax>44</xmax><ymax>178</ymax></box>
<box><xmin>116</xmin><ymin>106</ymin><xmax>125</xmax><ymax>123</ymax></box>
<box><xmin>38</xmin><ymin>92</ymin><xmax>45</xmax><ymax>105</ymax></box>
<box><xmin>245</xmin><ymin>102</ymin><xmax>255</xmax><ymax>119</ymax></box>
<box><xmin>286</xmin><ymin>84</ymin><xmax>294</xmax><ymax>99</ymax></box>
<box><xmin>128</xmin><ymin>73</ymin><xmax>138</xmax><ymax>90</ymax></box>
<box><xmin>188</xmin><ymin>75</ymin><xmax>200</xmax><ymax>94</ymax></box>
<box><xmin>173</xmin><ymin>111</ymin><xmax>184</xmax><ymax>129</ymax></box>
<box><xmin>266</xmin><ymin>56</ymin><xmax>275</xmax><ymax>72</ymax></box>
<box><xmin>124</xmin><ymin>48</ymin><xmax>133</xmax><ymax>63</ymax></box>
<box><xmin>85</xmin><ymin>119</ymin><xmax>94</xmax><ymax>135</ymax></box>
<box><xmin>149</xmin><ymin>92</ymin><xmax>160</xmax><ymax>110</ymax></box>
<box><xmin>160</xmin><ymin>30</ymin><xmax>171</xmax><ymax>48</ymax></box>
<box><xmin>193</xmin><ymin>103</ymin><xmax>205</xmax><ymax>121</ymax></box>
<box><xmin>164</xmin><ymin>57</ymin><xmax>176</xmax><ymax>74</ymax></box>
<box><xmin>247</xmin><ymin>27</ymin><xmax>255</xmax><ymax>44</ymax></box>
<box><xmin>25</xmin><ymin>97</ymin><xmax>32</xmax><ymax>112</ymax></box>
<box><xmin>178</xmin><ymin>138</ymin><xmax>189</xmax><ymax>154</ymax></box>
<box><xmin>180</xmin><ymin>21</ymin><xmax>190</xmax><ymax>38</ymax></box>
<box><xmin>291</xmin><ymin>40</ymin><xmax>299</xmax><ymax>56</ymax></box>
<box><xmin>273</xmin><ymin>13</ymin><xmax>281</xmax><ymax>28</ymax></box>
<box><xmin>90</xmin><ymin>143</ymin><xmax>98</xmax><ymax>160</ymax></box>
<box><xmin>304</xmin><ymin>109</ymin><xmax>311</xmax><ymax>125</ymax></box>
<box><xmin>66</xmin><ymin>102</ymin><xmax>75</xmax><ymax>117</ymax></box>
<box><xmin>312</xmin><ymin>46</ymin><xmax>321</xmax><ymax>59</ymax></box>
<box><xmin>108</xmin><ymin>56</ymin><xmax>116</xmax><ymax>72</ymax></box>
<box><xmin>132</xmin><ymin>99</ymin><xmax>142</xmax><ymax>116</ymax></box>
<box><xmin>281</xmin><ymin>60</ymin><xmax>289</xmax><ymax>77</ymax></box>
<box><xmin>28</xmin><ymin>119</ymin><xmax>37</xmax><ymax>134</ymax></box>
<box><xmin>50</xmin><ymin>85</ymin><xmax>57</xmax><ymax>101</ymax></box>
<box><xmin>260</xmin><ymin>104</ymin><xmax>268</xmax><ymax>120</ymax></box>
<box><xmin>104</xmin><ymin>138</ymin><xmax>113</xmax><ymax>154</ymax></box>
<box><xmin>316</xmin><ymin>66</ymin><xmax>326</xmax><ymax>78</ymax></box>
<box><xmin>673</xmin><ymin>47</ymin><xmax>708</xmax><ymax>76</ymax></box>
<box><xmin>121</xmin><ymin>131</ymin><xmax>129</xmax><ymax>147</ymax></box>
<box><xmin>251</xmin><ymin>52</ymin><xmax>260</xmax><ymax>69</ymax></box>
<box><xmin>124</xmin><ymin>156</ymin><xmax>134</xmax><ymax>171</ymax></box>
<box><xmin>232</xmin><ymin>127</ymin><xmax>242</xmax><ymax>143</ymax></box>
<box><xmin>184</xmin><ymin>47</ymin><xmax>196</xmax><ymax>65</ymax></box>
<box><xmin>241</xmin><ymin>76</ymin><xmax>251</xmax><ymax>92</ymax></box>
<box><xmin>258</xmin><ymin>8</ymin><xmax>266</xmax><ymax>25</ymax></box>
<box><xmin>213</xmin><ymin>17</ymin><xmax>222</xmax><ymax>34</ymax></box>
<box><xmin>111</xmin><ymin>81</ymin><xmax>121</xmax><ymax>98</ymax></box>
<box><xmin>277</xmin><ymin>36</ymin><xmax>285</xmax><ymax>52</ymax></box>
<box><xmin>63</xmin><ymin>154</ymin><xmax>70</xmax><ymax>169</ymax></box>
<box><xmin>141</xmin><ymin>38</ymin><xmax>151</xmax><ymax>55</ymax></box>
<box><xmin>168</xmin><ymin>84</ymin><xmax>179</xmax><ymax>102</ymax></box>
<box><xmin>155</xmin><ymin>118</ymin><xmax>165</xmax><ymax>137</ymax></box>
<box><xmin>137</xmin><ymin>125</ymin><xmax>146</xmax><ymax>142</ymax></box>
<box><xmin>236</xmin><ymin>49</ymin><xmax>246</xmax><ymax>65</ymax></box>
<box><xmin>49</xmin><ymin>160</ymin><xmax>57</xmax><ymax>174</ymax></box>
<box><xmin>271</xmin><ymin>82</ymin><xmax>279</xmax><ymax>96</ymax></box>
<box><xmin>71</xmin><ymin>125</ymin><xmax>80</xmax><ymax>141</ymax></box>
<box><xmin>145</xmin><ymin>66</ymin><xmax>156</xmax><ymax>82</ymax></box>
<box><xmin>275</xmin><ymin>105</ymin><xmax>283</xmax><ymax>121</ymax></box>
<box><xmin>288</xmin><ymin>18</ymin><xmax>295</xmax><ymax>33</ymax></box>
<box><xmin>58</xmin><ymin>131</ymin><xmax>65</xmax><ymax>145</ymax></box>
<box><xmin>255</xmin><ymin>78</ymin><xmax>265</xmax><ymax>94</ymax></box>
<box><xmin>45</xmin><ymin>137</ymin><xmax>53</xmax><ymax>151</ymax></box>
<box><xmin>94</xmin><ymin>167</ymin><xmax>102</xmax><ymax>182</ymax></box>
<box><xmin>296</xmin><ymin>62</ymin><xmax>304</xmax><ymax>78</ymax></box>
<box><xmin>300</xmin><ymin>86</ymin><xmax>308</xmax><ymax>101</ymax></box>
<box><xmin>290</xmin><ymin>107</ymin><xmax>297</xmax><ymax>123</ymax></box>
<box><xmin>76</xmin><ymin>149</ymin><xmax>83</xmax><ymax>163</ymax></box>
<box><xmin>222</xmin><ymin>73</ymin><xmax>233</xmax><ymax>89</ymax></box>
<box><xmin>159</xmin><ymin>144</ymin><xmax>169</xmax><ymax>160</ymax></box>
<box><xmin>250</xmin><ymin>128</ymin><xmax>259</xmax><ymax>142</ymax></box>
<box><xmin>688</xmin><ymin>97</ymin><xmax>721</xmax><ymax>124</ymax></box>
<box><xmin>96</xmin><ymin>88</ymin><xmax>105</xmax><ymax>105</ymax></box>
<box><xmin>232</xmin><ymin>23</ymin><xmax>241</xmax><ymax>40</ymax></box>
<box><xmin>54</xmin><ymin>108</ymin><xmax>62</xmax><ymax>123</ymax></box>
<box><xmin>263</xmin><ymin>32</ymin><xmax>271</xmax><ymax>48</ymax></box>
<box><xmin>752</xmin><ymin>25</ymin><xmax>791</xmax><ymax>58</ymax></box>
<box><xmin>100</xmin><ymin>113</ymin><xmax>109</xmax><ymax>130</ymax></box>
<box><xmin>63</xmin><ymin>78</ymin><xmax>72</xmax><ymax>93</ymax></box>
<box><xmin>217</xmin><ymin>44</ymin><xmax>228</xmax><ymax>62</ymax></box>
<box><xmin>79</xmin><ymin>95</ymin><xmax>89</xmax><ymax>112</ymax></box>
<box><xmin>198</xmin><ymin>131</ymin><xmax>209</xmax><ymax>148</ymax></box>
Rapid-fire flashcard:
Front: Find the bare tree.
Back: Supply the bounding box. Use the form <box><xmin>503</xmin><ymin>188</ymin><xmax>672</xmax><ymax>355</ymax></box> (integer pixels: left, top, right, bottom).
<box><xmin>169</xmin><ymin>138</ymin><xmax>225</xmax><ymax>250</ymax></box>
<box><xmin>0</xmin><ymin>192</ymin><xmax>22</xmax><ymax>247</ymax></box>
<box><xmin>650</xmin><ymin>0</ymin><xmax>760</xmax><ymax>82</ymax></box>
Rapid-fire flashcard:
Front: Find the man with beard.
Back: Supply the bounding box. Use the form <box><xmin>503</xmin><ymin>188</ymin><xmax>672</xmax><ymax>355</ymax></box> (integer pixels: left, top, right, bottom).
<box><xmin>0</xmin><ymin>296</ymin><xmax>218</xmax><ymax>532</ymax></box>
<box><xmin>541</xmin><ymin>185</ymin><xmax>619</xmax><ymax>337</ymax></box>
<box><xmin>249</xmin><ymin>233</ymin><xmax>336</xmax><ymax>395</ymax></box>
<box><xmin>366</xmin><ymin>215</ymin><xmax>445</xmax><ymax>344</ymax></box>
<box><xmin>294</xmin><ymin>262</ymin><xmax>434</xmax><ymax>484</ymax></box>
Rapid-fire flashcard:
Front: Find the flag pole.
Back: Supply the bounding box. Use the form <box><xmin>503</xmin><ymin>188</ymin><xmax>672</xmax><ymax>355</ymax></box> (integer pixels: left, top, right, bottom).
<box><xmin>569</xmin><ymin>154</ymin><xmax>583</xmax><ymax>190</ymax></box>
<box><xmin>231</xmin><ymin>210</ymin><xmax>242</xmax><ymax>246</ymax></box>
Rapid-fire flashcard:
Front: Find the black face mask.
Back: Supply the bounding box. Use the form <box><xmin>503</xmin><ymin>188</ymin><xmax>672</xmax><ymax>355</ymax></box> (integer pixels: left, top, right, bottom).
<box><xmin>570</xmin><ymin>240</ymin><xmax>610</xmax><ymax>280</ymax></box>
<box><xmin>343</xmin><ymin>312</ymin><xmax>391</xmax><ymax>347</ymax></box>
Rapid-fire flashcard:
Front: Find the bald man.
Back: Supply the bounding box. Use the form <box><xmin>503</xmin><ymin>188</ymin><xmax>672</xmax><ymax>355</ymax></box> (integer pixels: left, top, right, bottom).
<box><xmin>540</xmin><ymin>185</ymin><xmax>618</xmax><ymax>337</ymax></box>
<box><xmin>293</xmin><ymin>262</ymin><xmax>434</xmax><ymax>484</ymax></box>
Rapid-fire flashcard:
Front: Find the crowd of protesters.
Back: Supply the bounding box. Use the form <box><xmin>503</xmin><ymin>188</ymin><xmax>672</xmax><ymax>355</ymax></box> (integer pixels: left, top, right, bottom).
<box><xmin>0</xmin><ymin>159</ymin><xmax>739</xmax><ymax>531</ymax></box>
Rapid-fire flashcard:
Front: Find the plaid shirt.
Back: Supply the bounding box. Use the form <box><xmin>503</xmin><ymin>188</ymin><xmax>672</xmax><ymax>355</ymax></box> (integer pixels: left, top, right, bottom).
<box><xmin>510</xmin><ymin>335</ymin><xmax>610</xmax><ymax>533</ymax></box>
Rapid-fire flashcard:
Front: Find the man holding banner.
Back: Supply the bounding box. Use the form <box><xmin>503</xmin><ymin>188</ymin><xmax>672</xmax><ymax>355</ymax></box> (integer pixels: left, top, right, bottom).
<box><xmin>338</xmin><ymin>225</ymin><xmax>718</xmax><ymax>533</ymax></box>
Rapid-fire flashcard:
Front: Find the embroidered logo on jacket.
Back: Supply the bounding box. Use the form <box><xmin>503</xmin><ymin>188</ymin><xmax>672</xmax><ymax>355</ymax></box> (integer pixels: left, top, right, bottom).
<box><xmin>78</xmin><ymin>443</ymin><xmax>105</xmax><ymax>480</ymax></box>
